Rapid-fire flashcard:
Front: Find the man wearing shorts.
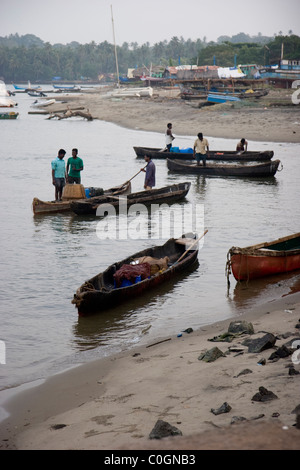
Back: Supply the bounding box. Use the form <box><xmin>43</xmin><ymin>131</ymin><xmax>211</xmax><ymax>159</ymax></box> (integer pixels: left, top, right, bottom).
<box><xmin>51</xmin><ymin>149</ymin><xmax>66</xmax><ymax>201</ymax></box>
<box><xmin>193</xmin><ymin>133</ymin><xmax>209</xmax><ymax>166</ymax></box>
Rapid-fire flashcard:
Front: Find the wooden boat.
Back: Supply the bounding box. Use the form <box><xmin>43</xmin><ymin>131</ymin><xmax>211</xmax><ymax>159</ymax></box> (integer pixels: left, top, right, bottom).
<box><xmin>227</xmin><ymin>232</ymin><xmax>300</xmax><ymax>281</ymax></box>
<box><xmin>70</xmin><ymin>182</ymin><xmax>191</xmax><ymax>216</ymax></box>
<box><xmin>72</xmin><ymin>232</ymin><xmax>201</xmax><ymax>315</ymax></box>
<box><xmin>133</xmin><ymin>146</ymin><xmax>274</xmax><ymax>162</ymax></box>
<box><xmin>32</xmin><ymin>181</ymin><xmax>131</xmax><ymax>215</ymax></box>
<box><xmin>0</xmin><ymin>112</ymin><xmax>19</xmax><ymax>120</ymax></box>
<box><xmin>167</xmin><ymin>159</ymin><xmax>281</xmax><ymax>178</ymax></box>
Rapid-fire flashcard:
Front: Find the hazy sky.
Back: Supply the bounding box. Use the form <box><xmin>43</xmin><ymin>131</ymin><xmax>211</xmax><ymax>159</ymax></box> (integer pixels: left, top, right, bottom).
<box><xmin>1</xmin><ymin>0</ymin><xmax>299</xmax><ymax>46</ymax></box>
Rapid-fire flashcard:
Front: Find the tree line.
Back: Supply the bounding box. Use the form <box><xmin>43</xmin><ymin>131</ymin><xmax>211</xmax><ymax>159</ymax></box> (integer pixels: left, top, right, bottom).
<box><xmin>0</xmin><ymin>32</ymin><xmax>299</xmax><ymax>82</ymax></box>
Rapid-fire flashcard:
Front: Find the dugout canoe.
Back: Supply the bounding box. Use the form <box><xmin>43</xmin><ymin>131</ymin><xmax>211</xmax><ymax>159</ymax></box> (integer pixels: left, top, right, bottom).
<box><xmin>70</xmin><ymin>182</ymin><xmax>191</xmax><ymax>216</ymax></box>
<box><xmin>226</xmin><ymin>232</ymin><xmax>300</xmax><ymax>282</ymax></box>
<box><xmin>32</xmin><ymin>181</ymin><xmax>131</xmax><ymax>215</ymax></box>
<box><xmin>167</xmin><ymin>159</ymin><xmax>281</xmax><ymax>177</ymax></box>
<box><xmin>72</xmin><ymin>232</ymin><xmax>201</xmax><ymax>315</ymax></box>
<box><xmin>133</xmin><ymin>146</ymin><xmax>274</xmax><ymax>162</ymax></box>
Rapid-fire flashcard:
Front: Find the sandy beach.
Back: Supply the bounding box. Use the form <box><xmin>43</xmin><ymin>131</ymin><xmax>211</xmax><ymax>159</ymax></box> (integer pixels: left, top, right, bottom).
<box><xmin>1</xmin><ymin>87</ymin><xmax>300</xmax><ymax>451</ymax></box>
<box><xmin>1</xmin><ymin>291</ymin><xmax>300</xmax><ymax>450</ymax></box>
<box><xmin>46</xmin><ymin>86</ymin><xmax>300</xmax><ymax>144</ymax></box>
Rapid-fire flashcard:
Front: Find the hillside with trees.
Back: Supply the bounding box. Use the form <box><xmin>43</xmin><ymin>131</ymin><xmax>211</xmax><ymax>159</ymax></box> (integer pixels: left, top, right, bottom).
<box><xmin>0</xmin><ymin>32</ymin><xmax>299</xmax><ymax>82</ymax></box>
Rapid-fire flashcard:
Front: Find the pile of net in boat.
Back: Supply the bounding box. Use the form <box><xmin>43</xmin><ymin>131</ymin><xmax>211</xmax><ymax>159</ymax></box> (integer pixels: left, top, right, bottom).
<box><xmin>113</xmin><ymin>256</ymin><xmax>170</xmax><ymax>287</ymax></box>
<box><xmin>113</xmin><ymin>263</ymin><xmax>151</xmax><ymax>288</ymax></box>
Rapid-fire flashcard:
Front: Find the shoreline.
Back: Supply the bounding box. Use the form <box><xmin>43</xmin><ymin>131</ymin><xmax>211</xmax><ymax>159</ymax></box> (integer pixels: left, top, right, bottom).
<box><xmin>47</xmin><ymin>87</ymin><xmax>300</xmax><ymax>144</ymax></box>
<box><xmin>1</xmin><ymin>291</ymin><xmax>300</xmax><ymax>450</ymax></box>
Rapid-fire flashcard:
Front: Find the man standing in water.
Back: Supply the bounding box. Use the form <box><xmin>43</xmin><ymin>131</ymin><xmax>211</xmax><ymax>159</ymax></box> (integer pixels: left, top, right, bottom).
<box><xmin>66</xmin><ymin>148</ymin><xmax>84</xmax><ymax>184</ymax></box>
<box><xmin>193</xmin><ymin>133</ymin><xmax>209</xmax><ymax>166</ymax></box>
<box><xmin>142</xmin><ymin>155</ymin><xmax>156</xmax><ymax>189</ymax></box>
<box><xmin>51</xmin><ymin>149</ymin><xmax>66</xmax><ymax>201</ymax></box>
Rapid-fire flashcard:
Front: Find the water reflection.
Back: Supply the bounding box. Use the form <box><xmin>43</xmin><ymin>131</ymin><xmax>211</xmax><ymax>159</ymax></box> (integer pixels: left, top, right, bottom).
<box><xmin>228</xmin><ymin>271</ymin><xmax>300</xmax><ymax>312</ymax></box>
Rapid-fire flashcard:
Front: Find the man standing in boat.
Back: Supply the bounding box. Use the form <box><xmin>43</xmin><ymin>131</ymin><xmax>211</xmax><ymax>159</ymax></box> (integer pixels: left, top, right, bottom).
<box><xmin>66</xmin><ymin>148</ymin><xmax>84</xmax><ymax>184</ymax></box>
<box><xmin>236</xmin><ymin>138</ymin><xmax>248</xmax><ymax>153</ymax></box>
<box><xmin>142</xmin><ymin>155</ymin><xmax>156</xmax><ymax>190</ymax></box>
<box><xmin>193</xmin><ymin>133</ymin><xmax>209</xmax><ymax>166</ymax></box>
<box><xmin>165</xmin><ymin>123</ymin><xmax>175</xmax><ymax>151</ymax></box>
<box><xmin>51</xmin><ymin>148</ymin><xmax>66</xmax><ymax>202</ymax></box>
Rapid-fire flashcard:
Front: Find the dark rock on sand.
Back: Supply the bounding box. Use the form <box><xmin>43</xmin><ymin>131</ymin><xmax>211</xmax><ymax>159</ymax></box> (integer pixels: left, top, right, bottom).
<box><xmin>198</xmin><ymin>347</ymin><xmax>226</xmax><ymax>362</ymax></box>
<box><xmin>252</xmin><ymin>386</ymin><xmax>278</xmax><ymax>402</ymax></box>
<box><xmin>149</xmin><ymin>420</ymin><xmax>182</xmax><ymax>440</ymax></box>
<box><xmin>244</xmin><ymin>333</ymin><xmax>276</xmax><ymax>353</ymax></box>
<box><xmin>268</xmin><ymin>344</ymin><xmax>292</xmax><ymax>361</ymax></box>
<box><xmin>211</xmin><ymin>402</ymin><xmax>232</xmax><ymax>415</ymax></box>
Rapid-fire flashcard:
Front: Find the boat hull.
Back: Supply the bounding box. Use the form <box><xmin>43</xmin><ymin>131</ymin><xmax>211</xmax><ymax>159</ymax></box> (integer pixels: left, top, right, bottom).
<box><xmin>167</xmin><ymin>159</ymin><xmax>281</xmax><ymax>177</ymax></box>
<box><xmin>70</xmin><ymin>182</ymin><xmax>191</xmax><ymax>216</ymax></box>
<box><xmin>230</xmin><ymin>252</ymin><xmax>300</xmax><ymax>281</ymax></box>
<box><xmin>32</xmin><ymin>182</ymin><xmax>131</xmax><ymax>215</ymax></box>
<box><xmin>0</xmin><ymin>112</ymin><xmax>19</xmax><ymax>120</ymax></box>
<box><xmin>228</xmin><ymin>233</ymin><xmax>300</xmax><ymax>281</ymax></box>
<box><xmin>133</xmin><ymin>147</ymin><xmax>274</xmax><ymax>162</ymax></box>
<box><xmin>72</xmin><ymin>234</ymin><xmax>199</xmax><ymax>315</ymax></box>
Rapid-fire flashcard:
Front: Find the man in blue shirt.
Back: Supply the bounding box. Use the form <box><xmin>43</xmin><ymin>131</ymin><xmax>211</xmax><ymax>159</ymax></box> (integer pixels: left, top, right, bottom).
<box><xmin>142</xmin><ymin>155</ymin><xmax>156</xmax><ymax>189</ymax></box>
<box><xmin>51</xmin><ymin>149</ymin><xmax>66</xmax><ymax>201</ymax></box>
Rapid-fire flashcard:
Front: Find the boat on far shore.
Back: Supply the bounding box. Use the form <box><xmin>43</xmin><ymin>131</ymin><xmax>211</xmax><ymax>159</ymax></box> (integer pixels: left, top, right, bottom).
<box><xmin>227</xmin><ymin>232</ymin><xmax>300</xmax><ymax>282</ymax></box>
<box><xmin>133</xmin><ymin>146</ymin><xmax>274</xmax><ymax>162</ymax></box>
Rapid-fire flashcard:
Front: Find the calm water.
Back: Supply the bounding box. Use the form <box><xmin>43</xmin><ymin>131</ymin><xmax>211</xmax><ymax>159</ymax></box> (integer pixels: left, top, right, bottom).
<box><xmin>0</xmin><ymin>87</ymin><xmax>300</xmax><ymax>392</ymax></box>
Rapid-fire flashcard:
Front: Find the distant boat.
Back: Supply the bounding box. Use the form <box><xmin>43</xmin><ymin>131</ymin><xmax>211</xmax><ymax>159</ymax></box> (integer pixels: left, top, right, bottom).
<box><xmin>167</xmin><ymin>158</ymin><xmax>281</xmax><ymax>178</ymax></box>
<box><xmin>106</xmin><ymin>86</ymin><xmax>153</xmax><ymax>98</ymax></box>
<box><xmin>0</xmin><ymin>111</ymin><xmax>19</xmax><ymax>120</ymax></box>
<box><xmin>53</xmin><ymin>84</ymin><xmax>81</xmax><ymax>90</ymax></box>
<box><xmin>30</xmin><ymin>98</ymin><xmax>56</xmax><ymax>108</ymax></box>
<box><xmin>227</xmin><ymin>232</ymin><xmax>300</xmax><ymax>281</ymax></box>
<box><xmin>13</xmin><ymin>81</ymin><xmax>42</xmax><ymax>91</ymax></box>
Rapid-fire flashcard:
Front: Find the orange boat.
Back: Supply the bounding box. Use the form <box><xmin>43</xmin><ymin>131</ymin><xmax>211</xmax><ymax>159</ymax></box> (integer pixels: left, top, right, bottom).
<box><xmin>227</xmin><ymin>232</ymin><xmax>300</xmax><ymax>282</ymax></box>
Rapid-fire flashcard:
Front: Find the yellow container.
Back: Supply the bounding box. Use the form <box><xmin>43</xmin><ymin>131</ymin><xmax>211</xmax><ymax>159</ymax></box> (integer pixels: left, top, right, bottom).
<box><xmin>62</xmin><ymin>184</ymin><xmax>86</xmax><ymax>200</ymax></box>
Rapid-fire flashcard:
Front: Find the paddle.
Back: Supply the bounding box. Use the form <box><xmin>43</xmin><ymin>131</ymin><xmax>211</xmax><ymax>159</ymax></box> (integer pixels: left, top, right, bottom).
<box><xmin>173</xmin><ymin>230</ymin><xmax>208</xmax><ymax>266</ymax></box>
<box><xmin>112</xmin><ymin>165</ymin><xmax>148</xmax><ymax>194</ymax></box>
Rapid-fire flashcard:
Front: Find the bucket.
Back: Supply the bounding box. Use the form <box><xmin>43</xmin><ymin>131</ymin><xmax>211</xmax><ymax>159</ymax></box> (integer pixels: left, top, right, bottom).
<box><xmin>62</xmin><ymin>184</ymin><xmax>86</xmax><ymax>200</ymax></box>
<box><xmin>85</xmin><ymin>188</ymin><xmax>91</xmax><ymax>198</ymax></box>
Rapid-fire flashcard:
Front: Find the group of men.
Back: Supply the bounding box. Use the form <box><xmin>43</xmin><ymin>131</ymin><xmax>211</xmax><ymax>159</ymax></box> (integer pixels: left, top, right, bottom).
<box><xmin>165</xmin><ymin>122</ymin><xmax>248</xmax><ymax>166</ymax></box>
<box><xmin>51</xmin><ymin>148</ymin><xmax>84</xmax><ymax>202</ymax></box>
<box><xmin>51</xmin><ymin>127</ymin><xmax>248</xmax><ymax>200</ymax></box>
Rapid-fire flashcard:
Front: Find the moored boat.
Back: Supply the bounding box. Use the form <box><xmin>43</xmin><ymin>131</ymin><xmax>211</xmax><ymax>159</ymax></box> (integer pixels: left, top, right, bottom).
<box><xmin>32</xmin><ymin>181</ymin><xmax>131</xmax><ymax>215</ymax></box>
<box><xmin>167</xmin><ymin>159</ymin><xmax>281</xmax><ymax>178</ymax></box>
<box><xmin>133</xmin><ymin>146</ymin><xmax>274</xmax><ymax>162</ymax></box>
<box><xmin>70</xmin><ymin>182</ymin><xmax>191</xmax><ymax>216</ymax></box>
<box><xmin>0</xmin><ymin>111</ymin><xmax>19</xmax><ymax>120</ymax></box>
<box><xmin>226</xmin><ymin>232</ymin><xmax>300</xmax><ymax>281</ymax></box>
<box><xmin>72</xmin><ymin>232</ymin><xmax>204</xmax><ymax>315</ymax></box>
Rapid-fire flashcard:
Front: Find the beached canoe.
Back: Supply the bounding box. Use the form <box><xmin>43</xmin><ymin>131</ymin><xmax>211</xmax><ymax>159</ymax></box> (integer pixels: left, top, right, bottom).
<box><xmin>72</xmin><ymin>232</ymin><xmax>201</xmax><ymax>315</ymax></box>
<box><xmin>70</xmin><ymin>182</ymin><xmax>191</xmax><ymax>216</ymax></box>
<box><xmin>32</xmin><ymin>181</ymin><xmax>131</xmax><ymax>215</ymax></box>
<box><xmin>167</xmin><ymin>159</ymin><xmax>281</xmax><ymax>177</ymax></box>
<box><xmin>133</xmin><ymin>146</ymin><xmax>274</xmax><ymax>162</ymax></box>
<box><xmin>226</xmin><ymin>232</ymin><xmax>300</xmax><ymax>281</ymax></box>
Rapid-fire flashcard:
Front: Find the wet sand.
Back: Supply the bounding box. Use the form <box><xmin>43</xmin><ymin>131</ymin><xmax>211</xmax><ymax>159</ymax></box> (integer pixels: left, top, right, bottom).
<box><xmin>1</xmin><ymin>292</ymin><xmax>300</xmax><ymax>450</ymax></box>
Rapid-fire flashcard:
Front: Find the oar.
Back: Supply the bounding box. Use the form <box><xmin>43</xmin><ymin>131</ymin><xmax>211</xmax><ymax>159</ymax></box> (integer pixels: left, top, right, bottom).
<box><xmin>173</xmin><ymin>230</ymin><xmax>208</xmax><ymax>266</ymax></box>
<box><xmin>112</xmin><ymin>165</ymin><xmax>147</xmax><ymax>194</ymax></box>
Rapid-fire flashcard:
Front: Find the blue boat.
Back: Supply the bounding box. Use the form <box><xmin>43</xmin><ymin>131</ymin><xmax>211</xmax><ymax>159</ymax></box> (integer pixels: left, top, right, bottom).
<box><xmin>207</xmin><ymin>93</ymin><xmax>241</xmax><ymax>104</ymax></box>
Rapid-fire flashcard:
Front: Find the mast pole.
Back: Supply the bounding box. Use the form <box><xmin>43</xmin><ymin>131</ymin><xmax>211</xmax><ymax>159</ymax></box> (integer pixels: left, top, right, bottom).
<box><xmin>111</xmin><ymin>5</ymin><xmax>120</xmax><ymax>88</ymax></box>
